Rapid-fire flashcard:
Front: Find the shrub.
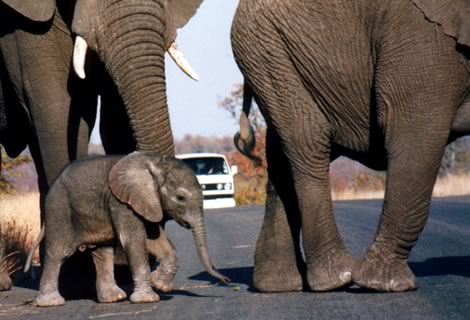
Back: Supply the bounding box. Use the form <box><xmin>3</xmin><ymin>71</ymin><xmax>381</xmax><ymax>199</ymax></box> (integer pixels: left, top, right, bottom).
<box><xmin>225</xmin><ymin>129</ymin><xmax>268</xmax><ymax>206</ymax></box>
<box><xmin>0</xmin><ymin>220</ymin><xmax>32</xmax><ymax>280</ymax></box>
<box><xmin>0</xmin><ymin>149</ymin><xmax>32</xmax><ymax>195</ymax></box>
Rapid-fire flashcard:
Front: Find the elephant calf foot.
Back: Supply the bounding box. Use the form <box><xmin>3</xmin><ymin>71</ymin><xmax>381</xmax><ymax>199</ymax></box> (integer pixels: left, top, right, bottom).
<box><xmin>353</xmin><ymin>252</ymin><xmax>416</xmax><ymax>292</ymax></box>
<box><xmin>151</xmin><ymin>268</ymin><xmax>176</xmax><ymax>293</ymax></box>
<box><xmin>306</xmin><ymin>249</ymin><xmax>354</xmax><ymax>291</ymax></box>
<box><xmin>130</xmin><ymin>286</ymin><xmax>160</xmax><ymax>304</ymax></box>
<box><xmin>34</xmin><ymin>290</ymin><xmax>65</xmax><ymax>307</ymax></box>
<box><xmin>97</xmin><ymin>284</ymin><xmax>127</xmax><ymax>303</ymax></box>
<box><xmin>253</xmin><ymin>260</ymin><xmax>304</xmax><ymax>293</ymax></box>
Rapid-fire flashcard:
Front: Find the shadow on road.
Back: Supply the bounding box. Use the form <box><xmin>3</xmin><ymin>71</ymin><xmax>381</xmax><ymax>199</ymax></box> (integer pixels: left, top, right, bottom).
<box><xmin>189</xmin><ymin>266</ymin><xmax>254</xmax><ymax>289</ymax></box>
<box><xmin>410</xmin><ymin>256</ymin><xmax>470</xmax><ymax>278</ymax></box>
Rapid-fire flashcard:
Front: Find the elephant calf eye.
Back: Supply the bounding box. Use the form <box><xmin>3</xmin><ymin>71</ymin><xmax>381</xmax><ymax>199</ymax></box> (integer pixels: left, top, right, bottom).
<box><xmin>176</xmin><ymin>195</ymin><xmax>186</xmax><ymax>202</ymax></box>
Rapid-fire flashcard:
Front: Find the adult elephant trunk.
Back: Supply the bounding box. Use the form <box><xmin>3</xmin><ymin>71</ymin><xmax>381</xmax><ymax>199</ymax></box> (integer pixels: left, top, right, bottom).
<box><xmin>73</xmin><ymin>0</ymin><xmax>175</xmax><ymax>155</ymax></box>
<box><xmin>101</xmin><ymin>0</ymin><xmax>173</xmax><ymax>155</ymax></box>
<box><xmin>189</xmin><ymin>213</ymin><xmax>230</xmax><ymax>284</ymax></box>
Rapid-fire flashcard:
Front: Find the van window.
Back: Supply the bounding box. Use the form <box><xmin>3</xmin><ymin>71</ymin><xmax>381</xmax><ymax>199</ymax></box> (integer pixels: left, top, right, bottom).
<box><xmin>182</xmin><ymin>157</ymin><xmax>229</xmax><ymax>175</ymax></box>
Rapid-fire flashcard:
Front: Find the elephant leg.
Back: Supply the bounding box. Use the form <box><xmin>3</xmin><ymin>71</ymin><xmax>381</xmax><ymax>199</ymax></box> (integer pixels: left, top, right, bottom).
<box><xmin>110</xmin><ymin>201</ymin><xmax>159</xmax><ymax>303</ymax></box>
<box><xmin>353</xmin><ymin>124</ymin><xmax>452</xmax><ymax>291</ymax></box>
<box><xmin>253</xmin><ymin>129</ymin><xmax>305</xmax><ymax>292</ymax></box>
<box><xmin>35</xmin><ymin>258</ymin><xmax>66</xmax><ymax>307</ymax></box>
<box><xmin>287</xmin><ymin>139</ymin><xmax>354</xmax><ymax>292</ymax></box>
<box><xmin>99</xmin><ymin>81</ymin><xmax>137</xmax><ymax>155</ymax></box>
<box><xmin>0</xmin><ymin>273</ymin><xmax>12</xmax><ymax>291</ymax></box>
<box><xmin>352</xmin><ymin>12</ymin><xmax>469</xmax><ymax>291</ymax></box>
<box><xmin>91</xmin><ymin>247</ymin><xmax>127</xmax><ymax>303</ymax></box>
<box><xmin>34</xmin><ymin>237</ymin><xmax>76</xmax><ymax>307</ymax></box>
<box><xmin>30</xmin><ymin>87</ymin><xmax>97</xmax><ymax>295</ymax></box>
<box><xmin>27</xmin><ymin>135</ymin><xmax>49</xmax><ymax>223</ymax></box>
<box><xmin>147</xmin><ymin>225</ymin><xmax>179</xmax><ymax>293</ymax></box>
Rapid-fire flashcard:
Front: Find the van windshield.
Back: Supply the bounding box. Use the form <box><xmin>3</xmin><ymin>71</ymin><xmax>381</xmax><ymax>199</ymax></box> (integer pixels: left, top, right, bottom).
<box><xmin>181</xmin><ymin>157</ymin><xmax>229</xmax><ymax>175</ymax></box>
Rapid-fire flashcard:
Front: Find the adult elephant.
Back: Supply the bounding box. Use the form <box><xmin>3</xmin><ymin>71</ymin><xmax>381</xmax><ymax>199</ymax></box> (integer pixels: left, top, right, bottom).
<box><xmin>231</xmin><ymin>0</ymin><xmax>470</xmax><ymax>293</ymax></box>
<box><xmin>0</xmin><ymin>0</ymin><xmax>203</xmax><ymax>290</ymax></box>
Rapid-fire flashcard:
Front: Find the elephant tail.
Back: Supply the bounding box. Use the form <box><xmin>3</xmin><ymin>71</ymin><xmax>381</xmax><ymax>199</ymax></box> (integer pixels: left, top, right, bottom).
<box><xmin>234</xmin><ymin>83</ymin><xmax>262</xmax><ymax>166</ymax></box>
<box><xmin>24</xmin><ymin>223</ymin><xmax>45</xmax><ymax>273</ymax></box>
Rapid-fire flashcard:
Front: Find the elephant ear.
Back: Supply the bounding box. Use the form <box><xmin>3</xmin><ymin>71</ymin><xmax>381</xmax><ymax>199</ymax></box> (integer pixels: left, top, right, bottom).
<box><xmin>411</xmin><ymin>0</ymin><xmax>470</xmax><ymax>47</ymax></box>
<box><xmin>166</xmin><ymin>0</ymin><xmax>204</xmax><ymax>39</ymax></box>
<box><xmin>109</xmin><ymin>152</ymin><xmax>164</xmax><ymax>223</ymax></box>
<box><xmin>2</xmin><ymin>0</ymin><xmax>55</xmax><ymax>22</ymax></box>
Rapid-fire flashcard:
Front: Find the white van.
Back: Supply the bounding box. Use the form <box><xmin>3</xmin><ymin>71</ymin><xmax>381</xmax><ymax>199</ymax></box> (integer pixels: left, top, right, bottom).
<box><xmin>176</xmin><ymin>153</ymin><xmax>238</xmax><ymax>209</ymax></box>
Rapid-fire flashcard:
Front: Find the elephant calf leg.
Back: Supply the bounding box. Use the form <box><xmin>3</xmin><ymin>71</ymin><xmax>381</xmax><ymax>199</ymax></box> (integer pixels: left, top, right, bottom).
<box><xmin>91</xmin><ymin>247</ymin><xmax>127</xmax><ymax>303</ymax></box>
<box><xmin>147</xmin><ymin>226</ymin><xmax>179</xmax><ymax>293</ymax></box>
<box><xmin>34</xmin><ymin>259</ymin><xmax>66</xmax><ymax>307</ymax></box>
<box><xmin>111</xmin><ymin>204</ymin><xmax>159</xmax><ymax>304</ymax></box>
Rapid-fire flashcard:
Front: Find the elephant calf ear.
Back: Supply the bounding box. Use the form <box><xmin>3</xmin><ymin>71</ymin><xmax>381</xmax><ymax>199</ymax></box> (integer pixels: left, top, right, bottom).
<box><xmin>2</xmin><ymin>0</ymin><xmax>55</xmax><ymax>22</ymax></box>
<box><xmin>109</xmin><ymin>153</ymin><xmax>163</xmax><ymax>223</ymax></box>
<box><xmin>411</xmin><ymin>0</ymin><xmax>470</xmax><ymax>48</ymax></box>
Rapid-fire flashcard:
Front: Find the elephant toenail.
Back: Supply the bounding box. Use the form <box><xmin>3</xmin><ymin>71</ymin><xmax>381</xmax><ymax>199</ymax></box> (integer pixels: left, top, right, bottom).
<box><xmin>340</xmin><ymin>271</ymin><xmax>352</xmax><ymax>283</ymax></box>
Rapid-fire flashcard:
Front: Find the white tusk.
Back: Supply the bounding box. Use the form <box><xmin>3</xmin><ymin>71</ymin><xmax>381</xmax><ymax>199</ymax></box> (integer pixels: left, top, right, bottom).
<box><xmin>168</xmin><ymin>42</ymin><xmax>200</xmax><ymax>81</ymax></box>
<box><xmin>73</xmin><ymin>36</ymin><xmax>88</xmax><ymax>80</ymax></box>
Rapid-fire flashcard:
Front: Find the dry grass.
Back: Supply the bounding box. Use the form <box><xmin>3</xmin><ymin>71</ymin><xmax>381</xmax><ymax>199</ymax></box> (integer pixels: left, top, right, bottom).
<box><xmin>0</xmin><ymin>192</ymin><xmax>40</xmax><ymax>239</ymax></box>
<box><xmin>332</xmin><ymin>189</ymin><xmax>385</xmax><ymax>201</ymax></box>
<box><xmin>0</xmin><ymin>192</ymin><xmax>41</xmax><ymax>275</ymax></box>
<box><xmin>331</xmin><ymin>173</ymin><xmax>470</xmax><ymax>200</ymax></box>
<box><xmin>432</xmin><ymin>173</ymin><xmax>470</xmax><ymax>197</ymax></box>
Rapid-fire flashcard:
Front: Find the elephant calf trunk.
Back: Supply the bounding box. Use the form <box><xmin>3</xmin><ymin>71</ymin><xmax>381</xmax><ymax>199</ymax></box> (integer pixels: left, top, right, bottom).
<box><xmin>191</xmin><ymin>219</ymin><xmax>230</xmax><ymax>284</ymax></box>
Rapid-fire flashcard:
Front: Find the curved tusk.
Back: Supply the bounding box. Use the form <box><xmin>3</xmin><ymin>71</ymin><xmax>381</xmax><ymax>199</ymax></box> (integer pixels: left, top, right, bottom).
<box><xmin>168</xmin><ymin>42</ymin><xmax>200</xmax><ymax>81</ymax></box>
<box><xmin>73</xmin><ymin>36</ymin><xmax>88</xmax><ymax>80</ymax></box>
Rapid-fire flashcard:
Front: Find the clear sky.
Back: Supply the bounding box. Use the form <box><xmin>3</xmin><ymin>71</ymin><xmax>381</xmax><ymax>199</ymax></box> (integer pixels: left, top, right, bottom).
<box><xmin>91</xmin><ymin>0</ymin><xmax>242</xmax><ymax>143</ymax></box>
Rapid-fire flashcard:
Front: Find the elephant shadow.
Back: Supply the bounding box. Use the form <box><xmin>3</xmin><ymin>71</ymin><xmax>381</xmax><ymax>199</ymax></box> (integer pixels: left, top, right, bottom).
<box><xmin>189</xmin><ymin>267</ymin><xmax>255</xmax><ymax>291</ymax></box>
<box><xmin>190</xmin><ymin>258</ymin><xmax>470</xmax><ymax>294</ymax></box>
<box><xmin>409</xmin><ymin>256</ymin><xmax>470</xmax><ymax>278</ymax></box>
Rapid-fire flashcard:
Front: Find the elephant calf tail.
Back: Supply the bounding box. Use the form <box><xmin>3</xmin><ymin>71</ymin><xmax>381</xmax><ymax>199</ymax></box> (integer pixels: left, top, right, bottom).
<box><xmin>234</xmin><ymin>83</ymin><xmax>262</xmax><ymax>166</ymax></box>
<box><xmin>24</xmin><ymin>223</ymin><xmax>45</xmax><ymax>273</ymax></box>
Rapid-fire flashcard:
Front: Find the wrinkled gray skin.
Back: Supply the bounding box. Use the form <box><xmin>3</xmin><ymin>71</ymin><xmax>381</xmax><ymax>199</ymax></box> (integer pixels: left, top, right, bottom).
<box><xmin>29</xmin><ymin>152</ymin><xmax>228</xmax><ymax>307</ymax></box>
<box><xmin>231</xmin><ymin>0</ymin><xmax>470</xmax><ymax>293</ymax></box>
<box><xmin>0</xmin><ymin>0</ymin><xmax>203</xmax><ymax>291</ymax></box>
<box><xmin>0</xmin><ymin>0</ymin><xmax>203</xmax><ymax>207</ymax></box>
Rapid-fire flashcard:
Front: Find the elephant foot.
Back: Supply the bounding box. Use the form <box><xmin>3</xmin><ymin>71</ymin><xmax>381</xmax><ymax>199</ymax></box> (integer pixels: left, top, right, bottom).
<box><xmin>353</xmin><ymin>252</ymin><xmax>416</xmax><ymax>292</ymax></box>
<box><xmin>34</xmin><ymin>290</ymin><xmax>65</xmax><ymax>307</ymax></box>
<box><xmin>253</xmin><ymin>261</ymin><xmax>304</xmax><ymax>293</ymax></box>
<box><xmin>151</xmin><ymin>268</ymin><xmax>176</xmax><ymax>293</ymax></box>
<box><xmin>306</xmin><ymin>249</ymin><xmax>354</xmax><ymax>291</ymax></box>
<box><xmin>0</xmin><ymin>273</ymin><xmax>13</xmax><ymax>291</ymax></box>
<box><xmin>97</xmin><ymin>284</ymin><xmax>127</xmax><ymax>303</ymax></box>
<box><xmin>130</xmin><ymin>286</ymin><xmax>160</xmax><ymax>304</ymax></box>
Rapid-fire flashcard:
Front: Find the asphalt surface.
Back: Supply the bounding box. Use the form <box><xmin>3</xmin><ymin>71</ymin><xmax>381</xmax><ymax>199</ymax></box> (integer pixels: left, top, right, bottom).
<box><xmin>1</xmin><ymin>196</ymin><xmax>469</xmax><ymax>320</ymax></box>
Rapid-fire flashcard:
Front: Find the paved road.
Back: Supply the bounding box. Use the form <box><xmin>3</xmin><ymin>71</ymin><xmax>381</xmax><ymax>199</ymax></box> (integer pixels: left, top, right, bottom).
<box><xmin>1</xmin><ymin>197</ymin><xmax>469</xmax><ymax>319</ymax></box>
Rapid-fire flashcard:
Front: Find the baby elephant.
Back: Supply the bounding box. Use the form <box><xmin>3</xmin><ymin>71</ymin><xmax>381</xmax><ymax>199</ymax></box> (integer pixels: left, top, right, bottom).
<box><xmin>26</xmin><ymin>152</ymin><xmax>229</xmax><ymax>307</ymax></box>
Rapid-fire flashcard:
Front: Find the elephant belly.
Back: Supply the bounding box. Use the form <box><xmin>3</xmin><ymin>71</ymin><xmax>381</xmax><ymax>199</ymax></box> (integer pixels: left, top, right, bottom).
<box><xmin>452</xmin><ymin>95</ymin><xmax>470</xmax><ymax>134</ymax></box>
<box><xmin>70</xmin><ymin>209</ymin><xmax>115</xmax><ymax>246</ymax></box>
<box><xmin>332</xmin><ymin>143</ymin><xmax>388</xmax><ymax>171</ymax></box>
